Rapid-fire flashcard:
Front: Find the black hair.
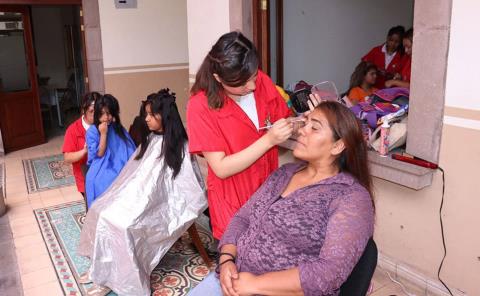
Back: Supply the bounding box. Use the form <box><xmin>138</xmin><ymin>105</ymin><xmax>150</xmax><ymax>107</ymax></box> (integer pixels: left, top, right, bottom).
<box><xmin>135</xmin><ymin>89</ymin><xmax>188</xmax><ymax>179</ymax></box>
<box><xmin>93</xmin><ymin>94</ymin><xmax>128</xmax><ymax>141</ymax></box>
<box><xmin>387</xmin><ymin>25</ymin><xmax>405</xmax><ymax>38</ymax></box>
<box><xmin>191</xmin><ymin>31</ymin><xmax>259</xmax><ymax>109</ymax></box>
<box><xmin>81</xmin><ymin>92</ymin><xmax>101</xmax><ymax>114</ymax></box>
<box><xmin>128</xmin><ymin>101</ymin><xmax>149</xmax><ymax>147</ymax></box>
<box><xmin>348</xmin><ymin>61</ymin><xmax>378</xmax><ymax>92</ymax></box>
<box><xmin>404</xmin><ymin>28</ymin><xmax>413</xmax><ymax>42</ymax></box>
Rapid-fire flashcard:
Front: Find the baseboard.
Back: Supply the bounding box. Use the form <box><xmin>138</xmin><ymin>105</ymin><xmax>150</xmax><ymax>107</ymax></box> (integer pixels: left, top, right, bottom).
<box><xmin>378</xmin><ymin>252</ymin><xmax>467</xmax><ymax>296</ymax></box>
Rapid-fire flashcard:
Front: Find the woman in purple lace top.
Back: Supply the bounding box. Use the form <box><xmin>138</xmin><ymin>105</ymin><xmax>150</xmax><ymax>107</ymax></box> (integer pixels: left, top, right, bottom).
<box><xmin>188</xmin><ymin>101</ymin><xmax>375</xmax><ymax>296</ymax></box>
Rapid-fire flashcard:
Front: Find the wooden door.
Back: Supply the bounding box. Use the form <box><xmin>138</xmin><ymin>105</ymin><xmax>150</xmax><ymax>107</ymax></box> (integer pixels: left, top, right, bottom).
<box><xmin>252</xmin><ymin>0</ymin><xmax>270</xmax><ymax>74</ymax></box>
<box><xmin>0</xmin><ymin>5</ymin><xmax>45</xmax><ymax>152</ymax></box>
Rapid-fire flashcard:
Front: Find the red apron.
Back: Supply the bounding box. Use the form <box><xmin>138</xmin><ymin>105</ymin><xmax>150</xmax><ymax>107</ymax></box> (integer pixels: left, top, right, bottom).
<box><xmin>187</xmin><ymin>70</ymin><xmax>291</xmax><ymax>239</ymax></box>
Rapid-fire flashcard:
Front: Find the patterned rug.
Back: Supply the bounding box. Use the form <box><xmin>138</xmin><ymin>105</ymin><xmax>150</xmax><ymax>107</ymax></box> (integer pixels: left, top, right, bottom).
<box><xmin>34</xmin><ymin>201</ymin><xmax>216</xmax><ymax>295</ymax></box>
<box><xmin>23</xmin><ymin>154</ymin><xmax>75</xmax><ymax>193</ymax></box>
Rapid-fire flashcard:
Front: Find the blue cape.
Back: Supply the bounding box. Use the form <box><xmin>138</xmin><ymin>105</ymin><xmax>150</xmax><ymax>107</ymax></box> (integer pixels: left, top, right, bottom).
<box><xmin>85</xmin><ymin>124</ymin><xmax>136</xmax><ymax>207</ymax></box>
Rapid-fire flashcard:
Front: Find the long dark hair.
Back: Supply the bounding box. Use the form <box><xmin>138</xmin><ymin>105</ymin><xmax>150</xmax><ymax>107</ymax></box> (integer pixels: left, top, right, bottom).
<box><xmin>387</xmin><ymin>25</ymin><xmax>405</xmax><ymax>38</ymax></box>
<box><xmin>191</xmin><ymin>31</ymin><xmax>259</xmax><ymax>109</ymax></box>
<box><xmin>387</xmin><ymin>25</ymin><xmax>405</xmax><ymax>54</ymax></box>
<box><xmin>317</xmin><ymin>101</ymin><xmax>374</xmax><ymax>204</ymax></box>
<box><xmin>81</xmin><ymin>91</ymin><xmax>101</xmax><ymax>114</ymax></box>
<box><xmin>135</xmin><ymin>89</ymin><xmax>188</xmax><ymax>178</ymax></box>
<box><xmin>93</xmin><ymin>94</ymin><xmax>128</xmax><ymax>141</ymax></box>
<box><xmin>128</xmin><ymin>100</ymin><xmax>150</xmax><ymax>147</ymax></box>
<box><xmin>404</xmin><ymin>28</ymin><xmax>413</xmax><ymax>42</ymax></box>
<box><xmin>348</xmin><ymin>61</ymin><xmax>377</xmax><ymax>93</ymax></box>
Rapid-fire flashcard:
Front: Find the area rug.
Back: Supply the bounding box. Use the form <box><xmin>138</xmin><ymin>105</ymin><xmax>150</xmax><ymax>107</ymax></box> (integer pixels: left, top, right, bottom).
<box><xmin>23</xmin><ymin>154</ymin><xmax>75</xmax><ymax>193</ymax></box>
<box><xmin>34</xmin><ymin>201</ymin><xmax>216</xmax><ymax>296</ymax></box>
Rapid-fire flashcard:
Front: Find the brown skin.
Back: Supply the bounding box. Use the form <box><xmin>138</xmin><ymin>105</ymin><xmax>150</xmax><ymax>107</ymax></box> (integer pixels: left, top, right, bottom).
<box><xmin>385</xmin><ymin>33</ymin><xmax>401</xmax><ymax>54</ymax></box>
<box><xmin>96</xmin><ymin>108</ymin><xmax>113</xmax><ymax>157</ymax></box>
<box><xmin>144</xmin><ymin>104</ymin><xmax>163</xmax><ymax>132</ymax></box>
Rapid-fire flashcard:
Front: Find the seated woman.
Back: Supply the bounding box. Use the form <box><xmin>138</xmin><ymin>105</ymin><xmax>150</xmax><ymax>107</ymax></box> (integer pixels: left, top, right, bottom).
<box><xmin>188</xmin><ymin>100</ymin><xmax>375</xmax><ymax>296</ymax></box>
<box><xmin>347</xmin><ymin>61</ymin><xmax>378</xmax><ymax>105</ymax></box>
<box><xmin>362</xmin><ymin>25</ymin><xmax>405</xmax><ymax>88</ymax></box>
<box><xmin>78</xmin><ymin>89</ymin><xmax>208</xmax><ymax>296</ymax></box>
<box><xmin>385</xmin><ymin>28</ymin><xmax>413</xmax><ymax>89</ymax></box>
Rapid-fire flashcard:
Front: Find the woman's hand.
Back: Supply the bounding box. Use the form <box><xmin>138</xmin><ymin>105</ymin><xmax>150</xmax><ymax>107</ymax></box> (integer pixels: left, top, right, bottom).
<box><xmin>393</xmin><ymin>72</ymin><xmax>402</xmax><ymax>80</ymax></box>
<box><xmin>384</xmin><ymin>79</ymin><xmax>395</xmax><ymax>88</ymax></box>
<box><xmin>265</xmin><ymin>118</ymin><xmax>293</xmax><ymax>146</ymax></box>
<box><xmin>232</xmin><ymin>272</ymin><xmax>259</xmax><ymax>296</ymax></box>
<box><xmin>98</xmin><ymin>122</ymin><xmax>108</xmax><ymax>135</ymax></box>
<box><xmin>220</xmin><ymin>261</ymin><xmax>240</xmax><ymax>296</ymax></box>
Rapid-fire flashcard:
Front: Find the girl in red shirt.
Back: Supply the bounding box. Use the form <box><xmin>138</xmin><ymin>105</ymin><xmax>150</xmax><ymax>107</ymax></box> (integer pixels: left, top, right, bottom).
<box><xmin>62</xmin><ymin>92</ymin><xmax>101</xmax><ymax>205</ymax></box>
<box><xmin>362</xmin><ymin>25</ymin><xmax>405</xmax><ymax>88</ymax></box>
<box><xmin>385</xmin><ymin>28</ymin><xmax>413</xmax><ymax>89</ymax></box>
<box><xmin>187</xmin><ymin>32</ymin><xmax>293</xmax><ymax>239</ymax></box>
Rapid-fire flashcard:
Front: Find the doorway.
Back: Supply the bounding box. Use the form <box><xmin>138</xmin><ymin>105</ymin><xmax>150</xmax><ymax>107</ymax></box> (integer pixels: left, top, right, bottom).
<box><xmin>0</xmin><ymin>1</ymin><xmax>85</xmax><ymax>153</ymax></box>
<box><xmin>31</xmin><ymin>5</ymin><xmax>85</xmax><ymax>137</ymax></box>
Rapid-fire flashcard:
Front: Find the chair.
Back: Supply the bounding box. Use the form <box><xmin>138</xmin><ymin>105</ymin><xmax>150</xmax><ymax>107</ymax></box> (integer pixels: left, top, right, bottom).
<box><xmin>339</xmin><ymin>238</ymin><xmax>378</xmax><ymax>296</ymax></box>
<box><xmin>187</xmin><ymin>224</ymin><xmax>213</xmax><ymax>268</ymax></box>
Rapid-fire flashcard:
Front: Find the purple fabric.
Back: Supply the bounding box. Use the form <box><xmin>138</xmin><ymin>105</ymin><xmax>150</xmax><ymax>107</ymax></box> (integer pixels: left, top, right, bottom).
<box><xmin>350</xmin><ymin>102</ymin><xmax>400</xmax><ymax>128</ymax></box>
<box><xmin>372</xmin><ymin>87</ymin><xmax>409</xmax><ymax>102</ymax></box>
<box><xmin>219</xmin><ymin>163</ymin><xmax>374</xmax><ymax>296</ymax></box>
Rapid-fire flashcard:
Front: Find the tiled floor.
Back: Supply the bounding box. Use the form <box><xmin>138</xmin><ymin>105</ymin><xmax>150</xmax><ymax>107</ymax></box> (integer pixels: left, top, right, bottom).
<box><xmin>0</xmin><ymin>135</ymin><xmax>425</xmax><ymax>296</ymax></box>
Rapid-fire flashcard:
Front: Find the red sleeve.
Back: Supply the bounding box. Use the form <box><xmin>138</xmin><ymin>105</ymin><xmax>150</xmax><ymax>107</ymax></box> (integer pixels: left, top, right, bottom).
<box><xmin>400</xmin><ymin>56</ymin><xmax>412</xmax><ymax>82</ymax></box>
<box><xmin>186</xmin><ymin>94</ymin><xmax>226</xmax><ymax>154</ymax></box>
<box><xmin>62</xmin><ymin>124</ymin><xmax>78</xmax><ymax>153</ymax></box>
<box><xmin>272</xmin><ymin>87</ymin><xmax>292</xmax><ymax>121</ymax></box>
<box><xmin>258</xmin><ymin>71</ymin><xmax>292</xmax><ymax>121</ymax></box>
<box><xmin>362</xmin><ymin>46</ymin><xmax>377</xmax><ymax>62</ymax></box>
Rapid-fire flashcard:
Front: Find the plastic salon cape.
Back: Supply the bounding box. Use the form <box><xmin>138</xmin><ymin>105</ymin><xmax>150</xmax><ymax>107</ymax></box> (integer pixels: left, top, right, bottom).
<box><xmin>78</xmin><ymin>133</ymin><xmax>208</xmax><ymax>296</ymax></box>
<box><xmin>85</xmin><ymin>124</ymin><xmax>136</xmax><ymax>207</ymax></box>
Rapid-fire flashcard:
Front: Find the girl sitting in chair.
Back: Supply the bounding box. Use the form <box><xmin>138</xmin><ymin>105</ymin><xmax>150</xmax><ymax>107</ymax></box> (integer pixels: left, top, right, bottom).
<box><xmin>78</xmin><ymin>89</ymin><xmax>208</xmax><ymax>296</ymax></box>
<box><xmin>85</xmin><ymin>94</ymin><xmax>136</xmax><ymax>207</ymax></box>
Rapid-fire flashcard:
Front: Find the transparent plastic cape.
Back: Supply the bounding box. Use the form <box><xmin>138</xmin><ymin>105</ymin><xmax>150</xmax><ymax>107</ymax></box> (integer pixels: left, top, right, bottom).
<box><xmin>77</xmin><ymin>134</ymin><xmax>207</xmax><ymax>296</ymax></box>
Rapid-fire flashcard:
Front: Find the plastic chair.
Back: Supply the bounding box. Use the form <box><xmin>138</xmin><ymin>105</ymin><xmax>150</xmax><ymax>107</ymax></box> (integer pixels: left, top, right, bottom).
<box><xmin>339</xmin><ymin>238</ymin><xmax>378</xmax><ymax>296</ymax></box>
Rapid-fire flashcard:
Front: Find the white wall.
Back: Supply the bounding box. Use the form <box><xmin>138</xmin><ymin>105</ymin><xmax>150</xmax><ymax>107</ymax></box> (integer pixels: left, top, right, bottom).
<box><xmin>99</xmin><ymin>0</ymin><xmax>189</xmax><ymax>68</ymax></box>
<box><xmin>283</xmin><ymin>0</ymin><xmax>413</xmax><ymax>92</ymax></box>
<box><xmin>186</xmin><ymin>0</ymin><xmax>230</xmax><ymax>80</ymax></box>
<box><xmin>445</xmin><ymin>0</ymin><xmax>480</xmax><ymax>110</ymax></box>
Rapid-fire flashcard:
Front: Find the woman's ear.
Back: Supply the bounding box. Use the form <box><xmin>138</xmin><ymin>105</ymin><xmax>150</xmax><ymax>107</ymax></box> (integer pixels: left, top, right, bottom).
<box><xmin>331</xmin><ymin>139</ymin><xmax>345</xmax><ymax>156</ymax></box>
<box><xmin>213</xmin><ymin>73</ymin><xmax>221</xmax><ymax>83</ymax></box>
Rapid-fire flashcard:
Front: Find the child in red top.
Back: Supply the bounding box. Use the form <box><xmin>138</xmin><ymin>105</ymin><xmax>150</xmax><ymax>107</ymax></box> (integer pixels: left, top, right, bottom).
<box><xmin>347</xmin><ymin>62</ymin><xmax>378</xmax><ymax>105</ymax></box>
<box><xmin>385</xmin><ymin>28</ymin><xmax>413</xmax><ymax>89</ymax></box>
<box><xmin>362</xmin><ymin>26</ymin><xmax>405</xmax><ymax>88</ymax></box>
<box><xmin>187</xmin><ymin>32</ymin><xmax>293</xmax><ymax>239</ymax></box>
<box><xmin>63</xmin><ymin>92</ymin><xmax>101</xmax><ymax>199</ymax></box>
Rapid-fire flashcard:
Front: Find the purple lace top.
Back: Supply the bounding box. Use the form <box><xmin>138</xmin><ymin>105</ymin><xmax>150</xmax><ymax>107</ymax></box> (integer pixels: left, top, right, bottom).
<box><xmin>219</xmin><ymin>162</ymin><xmax>374</xmax><ymax>296</ymax></box>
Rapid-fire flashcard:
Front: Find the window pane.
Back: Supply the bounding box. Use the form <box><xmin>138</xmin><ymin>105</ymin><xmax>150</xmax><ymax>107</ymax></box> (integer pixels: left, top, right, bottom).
<box><xmin>0</xmin><ymin>12</ymin><xmax>30</xmax><ymax>92</ymax></box>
